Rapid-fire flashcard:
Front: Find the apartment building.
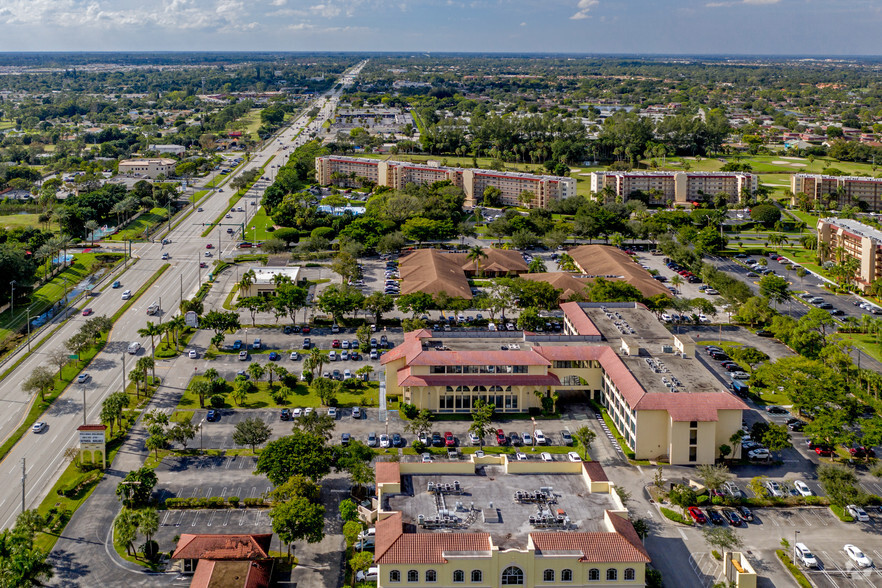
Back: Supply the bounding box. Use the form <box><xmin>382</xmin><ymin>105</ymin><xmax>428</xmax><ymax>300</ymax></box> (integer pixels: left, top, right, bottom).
<box><xmin>381</xmin><ymin>302</ymin><xmax>747</xmax><ymax>464</ymax></box>
<box><xmin>372</xmin><ymin>460</ymin><xmax>652</xmax><ymax>588</ymax></box>
<box><xmin>792</xmin><ymin>174</ymin><xmax>882</xmax><ymax>212</ymax></box>
<box><xmin>118</xmin><ymin>158</ymin><xmax>177</xmax><ymax>178</ymax></box>
<box><xmin>589</xmin><ymin>171</ymin><xmax>757</xmax><ymax>205</ymax></box>
<box><xmin>816</xmin><ymin>217</ymin><xmax>882</xmax><ymax>291</ymax></box>
<box><xmin>315</xmin><ymin>156</ymin><xmax>576</xmax><ymax>209</ymax></box>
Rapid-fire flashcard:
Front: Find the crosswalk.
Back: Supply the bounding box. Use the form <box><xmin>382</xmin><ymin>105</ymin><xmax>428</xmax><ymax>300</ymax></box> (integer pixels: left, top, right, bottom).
<box><xmin>595</xmin><ymin>412</ymin><xmax>624</xmax><ymax>455</ymax></box>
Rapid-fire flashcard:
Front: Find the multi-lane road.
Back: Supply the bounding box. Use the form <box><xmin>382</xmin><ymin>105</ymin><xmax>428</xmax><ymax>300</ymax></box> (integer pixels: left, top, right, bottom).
<box><xmin>0</xmin><ymin>60</ymin><xmax>366</xmax><ymax>531</ymax></box>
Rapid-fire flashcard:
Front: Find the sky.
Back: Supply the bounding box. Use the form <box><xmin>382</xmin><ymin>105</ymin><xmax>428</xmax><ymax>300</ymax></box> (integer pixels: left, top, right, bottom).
<box><xmin>0</xmin><ymin>0</ymin><xmax>879</xmax><ymax>56</ymax></box>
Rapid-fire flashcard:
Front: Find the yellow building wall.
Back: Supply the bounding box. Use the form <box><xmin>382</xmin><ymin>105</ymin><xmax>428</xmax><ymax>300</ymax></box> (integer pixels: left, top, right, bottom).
<box><xmin>634</xmin><ymin>410</ymin><xmax>670</xmax><ymax>461</ymax></box>
<box><xmin>383</xmin><ymin>357</ymin><xmax>406</xmax><ymax>397</ymax></box>
<box><xmin>716</xmin><ymin>409</ymin><xmax>744</xmax><ymax>460</ymax></box>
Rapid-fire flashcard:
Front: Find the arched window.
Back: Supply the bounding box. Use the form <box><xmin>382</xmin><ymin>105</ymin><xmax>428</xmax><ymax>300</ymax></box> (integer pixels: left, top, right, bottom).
<box><xmin>389</xmin><ymin>570</ymin><xmax>401</xmax><ymax>583</ymax></box>
<box><xmin>426</xmin><ymin>570</ymin><xmax>437</xmax><ymax>582</ymax></box>
<box><xmin>543</xmin><ymin>569</ymin><xmax>555</xmax><ymax>582</ymax></box>
<box><xmin>471</xmin><ymin>570</ymin><xmax>483</xmax><ymax>582</ymax></box>
<box><xmin>588</xmin><ymin>568</ymin><xmax>600</xmax><ymax>581</ymax></box>
<box><xmin>624</xmin><ymin>568</ymin><xmax>636</xmax><ymax>581</ymax></box>
<box><xmin>453</xmin><ymin>570</ymin><xmax>464</xmax><ymax>583</ymax></box>
<box><xmin>607</xmin><ymin>568</ymin><xmax>618</xmax><ymax>581</ymax></box>
<box><xmin>562</xmin><ymin>569</ymin><xmax>573</xmax><ymax>582</ymax></box>
<box><xmin>407</xmin><ymin>570</ymin><xmax>419</xmax><ymax>582</ymax></box>
<box><xmin>501</xmin><ymin>566</ymin><xmax>524</xmax><ymax>585</ymax></box>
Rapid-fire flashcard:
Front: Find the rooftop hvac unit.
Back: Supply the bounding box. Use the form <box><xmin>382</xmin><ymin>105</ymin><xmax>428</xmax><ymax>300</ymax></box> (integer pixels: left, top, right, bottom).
<box><xmin>661</xmin><ymin>345</ymin><xmax>673</xmax><ymax>354</ymax></box>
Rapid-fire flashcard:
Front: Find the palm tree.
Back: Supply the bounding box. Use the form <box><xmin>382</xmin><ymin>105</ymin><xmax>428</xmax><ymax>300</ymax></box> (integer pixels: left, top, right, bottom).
<box><xmin>670</xmin><ymin>274</ymin><xmax>684</xmax><ymax>294</ymax></box>
<box><xmin>138</xmin><ymin>508</ymin><xmax>159</xmax><ymax>545</ymax></box>
<box><xmin>309</xmin><ymin>347</ymin><xmax>326</xmax><ymax>377</ymax></box>
<box><xmin>167</xmin><ymin>315</ymin><xmax>186</xmax><ymax>352</ymax></box>
<box><xmin>84</xmin><ymin>220</ymin><xmax>99</xmax><ymax>247</ymax></box>
<box><xmin>136</xmin><ymin>356</ymin><xmax>155</xmax><ymax>390</ymax></box>
<box><xmin>247</xmin><ymin>362</ymin><xmax>265</xmax><ymax>382</ymax></box>
<box><xmin>466</xmin><ymin>245</ymin><xmax>488</xmax><ymax>278</ymax></box>
<box><xmin>114</xmin><ymin>509</ymin><xmax>140</xmax><ymax>556</ymax></box>
<box><xmin>239</xmin><ymin>269</ymin><xmax>256</xmax><ymax>294</ymax></box>
<box><xmin>129</xmin><ymin>369</ymin><xmax>145</xmax><ymax>397</ymax></box>
<box><xmin>137</xmin><ymin>322</ymin><xmax>162</xmax><ymax>383</ymax></box>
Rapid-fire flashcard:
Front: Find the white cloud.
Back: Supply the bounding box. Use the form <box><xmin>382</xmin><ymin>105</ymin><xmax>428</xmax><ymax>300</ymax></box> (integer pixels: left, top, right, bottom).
<box><xmin>570</xmin><ymin>0</ymin><xmax>598</xmax><ymax>20</ymax></box>
<box><xmin>707</xmin><ymin>0</ymin><xmax>780</xmax><ymax>6</ymax></box>
<box><xmin>520</xmin><ymin>21</ymin><xmax>526</xmax><ymax>26</ymax></box>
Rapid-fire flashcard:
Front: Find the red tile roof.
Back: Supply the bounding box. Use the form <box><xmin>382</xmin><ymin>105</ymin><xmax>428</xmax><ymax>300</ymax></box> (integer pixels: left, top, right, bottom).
<box><xmin>560</xmin><ymin>302</ymin><xmax>602</xmax><ymax>337</ymax></box>
<box><xmin>77</xmin><ymin>424</ymin><xmax>107</xmax><ymax>431</ymax></box>
<box><xmin>532</xmin><ymin>345</ymin><xmax>603</xmax><ymax>362</ymax></box>
<box><xmin>375</xmin><ymin>512</ymin><xmax>491</xmax><ymax>565</ymax></box>
<box><xmin>530</xmin><ymin>522</ymin><xmax>650</xmax><ymax>563</ymax></box>
<box><xmin>376</xmin><ymin>462</ymin><xmax>401</xmax><ymax>485</ymax></box>
<box><xmin>398</xmin><ymin>370</ymin><xmax>560</xmax><ymax>388</ymax></box>
<box><xmin>582</xmin><ymin>462</ymin><xmax>609</xmax><ymax>482</ymax></box>
<box><xmin>407</xmin><ymin>348</ymin><xmax>548</xmax><ymax>366</ymax></box>
<box><xmin>567</xmin><ymin>245</ymin><xmax>671</xmax><ymax>298</ymax></box>
<box><xmin>172</xmin><ymin>534</ymin><xmax>272</xmax><ymax>561</ymax></box>
<box><xmin>635</xmin><ymin>392</ymin><xmax>748</xmax><ymax>421</ymax></box>
<box><xmin>190</xmin><ymin>560</ymin><xmax>273</xmax><ymax>588</ymax></box>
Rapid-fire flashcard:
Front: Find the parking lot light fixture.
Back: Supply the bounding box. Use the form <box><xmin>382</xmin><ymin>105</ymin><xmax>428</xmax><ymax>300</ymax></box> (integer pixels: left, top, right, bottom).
<box><xmin>793</xmin><ymin>530</ymin><xmax>799</xmax><ymax>564</ymax></box>
<box><xmin>200</xmin><ymin>418</ymin><xmax>205</xmax><ymax>452</ymax></box>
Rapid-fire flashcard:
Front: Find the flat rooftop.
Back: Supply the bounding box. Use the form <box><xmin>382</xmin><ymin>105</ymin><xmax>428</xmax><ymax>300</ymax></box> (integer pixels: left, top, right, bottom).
<box><xmin>387</xmin><ymin>467</ymin><xmax>615</xmax><ymax>550</ymax></box>
<box><xmin>581</xmin><ymin>305</ymin><xmax>726</xmax><ymax>395</ymax></box>
<box><xmin>822</xmin><ymin>217</ymin><xmax>882</xmax><ymax>244</ymax></box>
<box><xmin>250</xmin><ymin>266</ymin><xmax>301</xmax><ymax>284</ymax></box>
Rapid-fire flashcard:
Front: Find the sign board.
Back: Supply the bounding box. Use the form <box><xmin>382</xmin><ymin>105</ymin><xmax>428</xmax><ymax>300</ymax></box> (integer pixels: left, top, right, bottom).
<box><xmin>79</xmin><ymin>430</ymin><xmax>106</xmax><ymax>444</ymax></box>
<box><xmin>185</xmin><ymin>311</ymin><xmax>199</xmax><ymax>328</ymax></box>
<box><xmin>69</xmin><ymin>354</ymin><xmax>79</xmax><ymax>360</ymax></box>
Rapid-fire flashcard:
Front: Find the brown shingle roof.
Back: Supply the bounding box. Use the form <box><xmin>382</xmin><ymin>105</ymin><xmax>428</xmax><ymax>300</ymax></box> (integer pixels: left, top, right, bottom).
<box><xmin>582</xmin><ymin>461</ymin><xmax>609</xmax><ymax>482</ymax></box>
<box><xmin>375</xmin><ymin>512</ymin><xmax>492</xmax><ymax>565</ymax></box>
<box><xmin>375</xmin><ymin>462</ymin><xmax>401</xmax><ymax>485</ymax></box>
<box><xmin>172</xmin><ymin>534</ymin><xmax>272</xmax><ymax>561</ymax></box>
<box><xmin>399</xmin><ymin>249</ymin><xmax>473</xmax><ymax>300</ymax></box>
<box><xmin>530</xmin><ymin>521</ymin><xmax>650</xmax><ymax>563</ymax></box>
<box><xmin>567</xmin><ymin>245</ymin><xmax>671</xmax><ymax>298</ymax></box>
<box><xmin>520</xmin><ymin>273</ymin><xmax>592</xmax><ymax>300</ymax></box>
<box><xmin>190</xmin><ymin>559</ymin><xmax>273</xmax><ymax>588</ymax></box>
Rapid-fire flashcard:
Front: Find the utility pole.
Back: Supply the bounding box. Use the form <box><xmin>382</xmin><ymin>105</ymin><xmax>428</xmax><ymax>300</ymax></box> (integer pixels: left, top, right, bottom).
<box><xmin>158</xmin><ymin>296</ymin><xmax>162</xmax><ymax>325</ymax></box>
<box><xmin>180</xmin><ymin>274</ymin><xmax>184</xmax><ymax>306</ymax></box>
<box><xmin>26</xmin><ymin>307</ymin><xmax>31</xmax><ymax>352</ymax></box>
<box><xmin>20</xmin><ymin>458</ymin><xmax>25</xmax><ymax>514</ymax></box>
<box><xmin>122</xmin><ymin>353</ymin><xmax>126</xmax><ymax>394</ymax></box>
<box><xmin>82</xmin><ymin>384</ymin><xmax>87</xmax><ymax>425</ymax></box>
<box><xmin>10</xmin><ymin>280</ymin><xmax>15</xmax><ymax>315</ymax></box>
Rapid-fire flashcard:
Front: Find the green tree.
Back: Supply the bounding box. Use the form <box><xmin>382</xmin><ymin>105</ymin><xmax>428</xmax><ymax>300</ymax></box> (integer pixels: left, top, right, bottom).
<box><xmin>362</xmin><ymin>292</ymin><xmax>394</xmax><ymax>326</ymax></box>
<box><xmin>403</xmin><ymin>410</ymin><xmax>433</xmax><ymax>440</ymax></box>
<box><xmin>316</xmin><ymin>284</ymin><xmax>364</xmax><ymax>324</ymax></box>
<box><xmin>516</xmin><ymin>307</ymin><xmax>546</xmax><ymax>331</ymax></box>
<box><xmin>668</xmin><ymin>484</ymin><xmax>698</xmax><ymax>515</ymax></box>
<box><xmin>573</xmin><ymin>426</ymin><xmax>596</xmax><ymax>459</ymax></box>
<box><xmin>702</xmin><ymin>526</ymin><xmax>743</xmax><ymax>553</ymax></box>
<box><xmin>466</xmin><ymin>245</ymin><xmax>488</xmax><ymax>277</ymax></box>
<box><xmin>697</xmin><ymin>464</ymin><xmax>732</xmax><ymax>493</ymax></box>
<box><xmin>116</xmin><ymin>467</ymin><xmax>158</xmax><ymax>508</ymax></box>
<box><xmin>760</xmin><ymin>424</ymin><xmax>791</xmax><ymax>457</ymax></box>
<box><xmin>233</xmin><ymin>417</ymin><xmax>272</xmax><ymax>452</ymax></box>
<box><xmin>748</xmin><ymin>475</ymin><xmax>769</xmax><ymax>498</ymax></box>
<box><xmin>100</xmin><ymin>391</ymin><xmax>129</xmax><ymax>437</ymax></box>
<box><xmin>311</xmin><ymin>377</ymin><xmax>338</xmax><ymax>407</ymax></box>
<box><xmin>468</xmin><ymin>399</ymin><xmax>496</xmax><ymax>448</ymax></box>
<box><xmin>22</xmin><ymin>366</ymin><xmax>55</xmax><ymax>403</ymax></box>
<box><xmin>350</xmin><ymin>551</ymin><xmax>374</xmax><ymax>583</ymax></box>
<box><xmin>818</xmin><ymin>463</ymin><xmax>867</xmax><ymax>506</ymax></box>
<box><xmin>759</xmin><ymin>274</ymin><xmax>791</xmax><ymax>307</ymax></box>
<box><xmin>255</xmin><ymin>431</ymin><xmax>334</xmax><ymax>484</ymax></box>
<box><xmin>113</xmin><ymin>508</ymin><xmax>140</xmax><ymax>556</ymax></box>
<box><xmin>339</xmin><ymin>499</ymin><xmax>359</xmax><ymax>523</ymax></box>
<box><xmin>167</xmin><ymin>420</ymin><xmax>198</xmax><ymax>450</ymax></box>
<box><xmin>137</xmin><ymin>321</ymin><xmax>163</xmax><ymax>382</ymax></box>
<box><xmin>270</xmin><ymin>497</ymin><xmax>326</xmax><ymax>561</ymax></box>
<box><xmin>396</xmin><ymin>291</ymin><xmax>435</xmax><ymax>318</ymax></box>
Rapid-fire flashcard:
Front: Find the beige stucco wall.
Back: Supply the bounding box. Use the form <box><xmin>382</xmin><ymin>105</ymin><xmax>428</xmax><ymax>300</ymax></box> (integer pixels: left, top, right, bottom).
<box><xmin>716</xmin><ymin>409</ymin><xmax>744</xmax><ymax>460</ymax></box>
<box><xmin>634</xmin><ymin>410</ymin><xmax>669</xmax><ymax>461</ymax></box>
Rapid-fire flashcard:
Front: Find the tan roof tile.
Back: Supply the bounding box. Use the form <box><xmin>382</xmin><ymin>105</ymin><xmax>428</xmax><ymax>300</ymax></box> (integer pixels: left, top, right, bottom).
<box><xmin>172</xmin><ymin>534</ymin><xmax>272</xmax><ymax>561</ymax></box>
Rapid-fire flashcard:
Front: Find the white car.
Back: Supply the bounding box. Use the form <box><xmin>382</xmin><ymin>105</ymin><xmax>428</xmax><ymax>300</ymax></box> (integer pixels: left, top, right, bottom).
<box><xmin>540</xmin><ymin>452</ymin><xmax>553</xmax><ymax>462</ymax></box>
<box><xmin>355</xmin><ymin>567</ymin><xmax>379</xmax><ymax>582</ymax></box>
<box><xmin>341</xmin><ymin>340</ymin><xmax>350</xmax><ymax>349</ymax></box>
<box><xmin>661</xmin><ymin>313</ymin><xmax>672</xmax><ymax>323</ymax></box>
<box><xmin>795</xmin><ymin>543</ymin><xmax>817</xmax><ymax>568</ymax></box>
<box><xmin>188</xmin><ymin>350</ymin><xmax>198</xmax><ymax>359</ymax></box>
<box><xmin>238</xmin><ymin>350</ymin><xmax>248</xmax><ymax>361</ymax></box>
<box><xmin>469</xmin><ymin>432</ymin><xmax>481</xmax><ymax>446</ymax></box>
<box><xmin>127</xmin><ymin>341</ymin><xmax>141</xmax><ymax>354</ymax></box>
<box><xmin>793</xmin><ymin>480</ymin><xmax>812</xmax><ymax>497</ymax></box>
<box><xmin>379</xmin><ymin>434</ymin><xmax>390</xmax><ymax>448</ymax></box>
<box><xmin>847</xmin><ymin>504</ymin><xmax>870</xmax><ymax>522</ymax></box>
<box><xmin>844</xmin><ymin>544</ymin><xmax>872</xmax><ymax>568</ymax></box>
<box><xmin>522</xmin><ymin>432</ymin><xmax>533</xmax><ymax>445</ymax></box>
<box><xmin>343</xmin><ymin>369</ymin><xmax>352</xmax><ymax>379</ymax></box>
<box><xmin>328</xmin><ymin>351</ymin><xmax>337</xmax><ymax>361</ymax></box>
<box><xmin>292</xmin><ymin>408</ymin><xmax>302</xmax><ymax>418</ymax></box>
<box><xmin>77</xmin><ymin>373</ymin><xmax>90</xmax><ymax>384</ymax></box>
<box><xmin>32</xmin><ymin>422</ymin><xmax>46</xmax><ymax>433</ymax></box>
<box><xmin>290</xmin><ymin>351</ymin><xmax>300</xmax><ymax>360</ymax></box>
<box><xmin>765</xmin><ymin>480</ymin><xmax>783</xmax><ymax>497</ymax></box>
<box><xmin>722</xmin><ymin>481</ymin><xmax>742</xmax><ymax>498</ymax></box>
<box><xmin>121</xmin><ymin>289</ymin><xmax>132</xmax><ymax>300</ymax></box>
<box><xmin>534</xmin><ymin>429</ymin><xmax>546</xmax><ymax>445</ymax></box>
<box><xmin>748</xmin><ymin>448</ymin><xmax>771</xmax><ymax>461</ymax></box>
<box><xmin>515</xmin><ymin>451</ymin><xmax>527</xmax><ymax>461</ymax></box>
<box><xmin>567</xmin><ymin>451</ymin><xmax>582</xmax><ymax>462</ymax></box>
<box><xmin>304</xmin><ymin>407</ymin><xmax>313</xmax><ymax>416</ymax></box>
<box><xmin>421</xmin><ymin>453</ymin><xmax>433</xmax><ymax>463</ymax></box>
<box><xmin>328</xmin><ymin>407</ymin><xmax>337</xmax><ymax>418</ymax></box>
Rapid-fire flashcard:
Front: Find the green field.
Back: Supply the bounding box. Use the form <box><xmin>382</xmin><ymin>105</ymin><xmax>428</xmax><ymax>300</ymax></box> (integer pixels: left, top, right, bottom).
<box><xmin>111</xmin><ymin>207</ymin><xmax>169</xmax><ymax>241</ymax></box>
<box><xmin>0</xmin><ymin>213</ymin><xmax>57</xmax><ymax>231</ymax></box>
<box><xmin>244</xmin><ymin>207</ymin><xmax>275</xmax><ymax>242</ymax></box>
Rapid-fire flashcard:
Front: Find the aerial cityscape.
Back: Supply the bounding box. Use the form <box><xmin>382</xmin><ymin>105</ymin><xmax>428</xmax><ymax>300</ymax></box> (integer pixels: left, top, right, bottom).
<box><xmin>0</xmin><ymin>4</ymin><xmax>881</xmax><ymax>588</ymax></box>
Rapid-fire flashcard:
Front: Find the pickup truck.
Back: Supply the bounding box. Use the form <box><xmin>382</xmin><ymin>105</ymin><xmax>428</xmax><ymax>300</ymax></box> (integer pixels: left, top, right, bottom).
<box><xmin>147</xmin><ymin>303</ymin><xmax>160</xmax><ymax>315</ymax></box>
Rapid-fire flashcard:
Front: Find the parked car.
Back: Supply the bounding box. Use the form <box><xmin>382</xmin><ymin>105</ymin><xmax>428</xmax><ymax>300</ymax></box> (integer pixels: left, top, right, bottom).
<box><xmin>706</xmin><ymin>508</ymin><xmax>725</xmax><ymax>525</ymax></box>
<box><xmin>509</xmin><ymin>432</ymin><xmax>522</xmax><ymax>446</ymax></box>
<box><xmin>496</xmin><ymin>429</ymin><xmax>508</xmax><ymax>445</ymax></box>
<box><xmin>540</xmin><ymin>452</ymin><xmax>553</xmax><ymax>462</ymax></box>
<box><xmin>352</xmin><ymin>407</ymin><xmax>362</xmax><ymax>419</ymax></box>
<box><xmin>748</xmin><ymin>448</ymin><xmax>771</xmax><ymax>461</ymax></box>
<box><xmin>765</xmin><ymin>480</ymin><xmax>784</xmax><ymax>497</ymax></box>
<box><xmin>445</xmin><ymin>432</ymin><xmax>455</xmax><ymax>447</ymax></box>
<box><xmin>206</xmin><ymin>410</ymin><xmax>217</xmax><ymax>422</ymax></box>
<box><xmin>847</xmin><ymin>504</ymin><xmax>870</xmax><ymax>522</ymax></box>
<box><xmin>521</xmin><ymin>432</ymin><xmax>533</xmax><ymax>445</ymax></box>
<box><xmin>687</xmin><ymin>506</ymin><xmax>706</xmax><ymax>524</ymax></box>
<box><xmin>340</xmin><ymin>433</ymin><xmax>350</xmax><ymax>446</ymax></box>
<box><xmin>737</xmin><ymin>505</ymin><xmax>754</xmax><ymax>522</ymax></box>
<box><xmin>560</xmin><ymin>429</ymin><xmax>573</xmax><ymax>446</ymax></box>
<box><xmin>793</xmin><ymin>480</ymin><xmax>813</xmax><ymax>497</ymax></box>
<box><xmin>431</xmin><ymin>432</ymin><xmax>443</xmax><ymax>447</ymax></box>
<box><xmin>238</xmin><ymin>350</ymin><xmax>248</xmax><ymax>361</ymax></box>
<box><xmin>765</xmin><ymin>405</ymin><xmax>788</xmax><ymax>414</ymax></box>
<box><xmin>367</xmin><ymin>432</ymin><xmax>378</xmax><ymax>447</ymax></box>
<box><xmin>844</xmin><ymin>544</ymin><xmax>873</xmax><ymax>568</ymax></box>
<box><xmin>534</xmin><ymin>429</ymin><xmax>546</xmax><ymax>445</ymax></box>
<box><xmin>566</xmin><ymin>451</ymin><xmax>582</xmax><ymax>462</ymax></box>
<box><xmin>795</xmin><ymin>543</ymin><xmax>818</xmax><ymax>568</ymax></box>
<box><xmin>280</xmin><ymin>409</ymin><xmax>291</xmax><ymax>421</ymax></box>
<box><xmin>722</xmin><ymin>509</ymin><xmax>742</xmax><ymax>526</ymax></box>
<box><xmin>391</xmin><ymin>433</ymin><xmax>402</xmax><ymax>447</ymax></box>
<box><xmin>379</xmin><ymin>434</ymin><xmax>390</xmax><ymax>448</ymax></box>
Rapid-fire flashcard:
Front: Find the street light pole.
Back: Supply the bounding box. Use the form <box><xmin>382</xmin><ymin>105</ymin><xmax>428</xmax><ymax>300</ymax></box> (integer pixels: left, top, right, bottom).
<box><xmin>793</xmin><ymin>530</ymin><xmax>799</xmax><ymax>564</ymax></box>
<box><xmin>200</xmin><ymin>418</ymin><xmax>205</xmax><ymax>452</ymax></box>
<box><xmin>82</xmin><ymin>384</ymin><xmax>87</xmax><ymax>425</ymax></box>
<box><xmin>10</xmin><ymin>280</ymin><xmax>15</xmax><ymax>315</ymax></box>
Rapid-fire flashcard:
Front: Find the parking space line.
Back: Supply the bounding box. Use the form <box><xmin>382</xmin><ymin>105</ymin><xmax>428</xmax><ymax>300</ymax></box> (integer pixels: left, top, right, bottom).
<box><xmin>239</xmin><ymin>509</ymin><xmax>247</xmax><ymax>526</ymax></box>
<box><xmin>207</xmin><ymin>511</ymin><xmax>217</xmax><ymax>527</ymax></box>
<box><xmin>176</xmin><ymin>511</ymin><xmax>187</xmax><ymax>527</ymax></box>
<box><xmin>796</xmin><ymin>510</ymin><xmax>813</xmax><ymax>527</ymax></box>
<box><xmin>252</xmin><ymin>509</ymin><xmax>261</xmax><ymax>525</ymax></box>
<box><xmin>191</xmin><ymin>511</ymin><xmax>200</xmax><ymax>527</ymax></box>
<box><xmin>224</xmin><ymin>511</ymin><xmax>232</xmax><ymax>527</ymax></box>
<box><xmin>161</xmin><ymin>510</ymin><xmax>173</xmax><ymax>526</ymax></box>
<box><xmin>810</xmin><ymin>509</ymin><xmax>830</xmax><ymax>527</ymax></box>
<box><xmin>205</xmin><ymin>487</ymin><xmax>212</xmax><ymax>498</ymax></box>
<box><xmin>226</xmin><ymin>458</ymin><xmax>234</xmax><ymax>470</ymax></box>
<box><xmin>220</xmin><ymin>487</ymin><xmax>227</xmax><ymax>498</ymax></box>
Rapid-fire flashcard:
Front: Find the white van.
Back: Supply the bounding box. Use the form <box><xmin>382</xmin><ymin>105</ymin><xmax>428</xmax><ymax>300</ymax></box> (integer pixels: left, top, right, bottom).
<box><xmin>127</xmin><ymin>342</ymin><xmax>141</xmax><ymax>355</ymax></box>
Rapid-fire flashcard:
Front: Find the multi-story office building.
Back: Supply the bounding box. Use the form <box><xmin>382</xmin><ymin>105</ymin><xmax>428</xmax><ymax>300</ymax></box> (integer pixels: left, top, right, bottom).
<box><xmin>792</xmin><ymin>174</ymin><xmax>882</xmax><ymax>212</ymax></box>
<box><xmin>381</xmin><ymin>302</ymin><xmax>747</xmax><ymax>465</ymax></box>
<box><xmin>371</xmin><ymin>460</ymin><xmax>654</xmax><ymax>588</ymax></box>
<box><xmin>816</xmin><ymin>217</ymin><xmax>882</xmax><ymax>291</ymax></box>
<box><xmin>118</xmin><ymin>158</ymin><xmax>177</xmax><ymax>178</ymax></box>
<box><xmin>589</xmin><ymin>171</ymin><xmax>757</xmax><ymax>205</ymax></box>
<box><xmin>315</xmin><ymin>156</ymin><xmax>576</xmax><ymax>209</ymax></box>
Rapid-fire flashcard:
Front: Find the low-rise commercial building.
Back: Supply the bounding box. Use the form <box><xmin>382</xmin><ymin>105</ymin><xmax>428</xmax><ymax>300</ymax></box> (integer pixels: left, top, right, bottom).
<box><xmin>567</xmin><ymin>245</ymin><xmax>672</xmax><ymax>299</ymax></box>
<box><xmin>148</xmin><ymin>144</ymin><xmax>186</xmax><ymax>155</ymax></box>
<box><xmin>372</xmin><ymin>460</ymin><xmax>650</xmax><ymax>588</ymax></box>
<box><xmin>315</xmin><ymin>156</ymin><xmax>576</xmax><ymax>209</ymax></box>
<box><xmin>792</xmin><ymin>174</ymin><xmax>882</xmax><ymax>212</ymax></box>
<box><xmin>238</xmin><ymin>266</ymin><xmax>301</xmax><ymax>298</ymax></box>
<box><xmin>381</xmin><ymin>302</ymin><xmax>746</xmax><ymax>464</ymax></box>
<box><xmin>399</xmin><ymin>248</ymin><xmax>528</xmax><ymax>300</ymax></box>
<box><xmin>118</xmin><ymin>158</ymin><xmax>177</xmax><ymax>178</ymax></box>
<box><xmin>589</xmin><ymin>171</ymin><xmax>757</xmax><ymax>206</ymax></box>
<box><xmin>816</xmin><ymin>217</ymin><xmax>882</xmax><ymax>291</ymax></box>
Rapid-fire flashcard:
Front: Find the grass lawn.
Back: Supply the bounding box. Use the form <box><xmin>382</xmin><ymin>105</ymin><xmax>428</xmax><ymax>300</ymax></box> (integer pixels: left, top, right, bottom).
<box><xmin>237</xmin><ymin>108</ymin><xmax>263</xmax><ymax>142</ymax></box>
<box><xmin>0</xmin><ymin>213</ymin><xmax>57</xmax><ymax>231</ymax></box>
<box><xmin>111</xmin><ymin>207</ymin><xmax>169</xmax><ymax>241</ymax></box>
<box><xmin>243</xmin><ymin>207</ymin><xmax>275</xmax><ymax>242</ymax></box>
<box><xmin>838</xmin><ymin>333</ymin><xmax>882</xmax><ymax>363</ymax></box>
<box><xmin>786</xmin><ymin>210</ymin><xmax>820</xmax><ymax>227</ymax></box>
<box><xmin>177</xmin><ymin>376</ymin><xmax>380</xmax><ymax>409</ymax></box>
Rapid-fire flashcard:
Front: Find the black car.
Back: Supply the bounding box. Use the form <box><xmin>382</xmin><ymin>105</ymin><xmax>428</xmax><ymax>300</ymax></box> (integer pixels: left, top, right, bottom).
<box><xmin>341</xmin><ymin>433</ymin><xmax>350</xmax><ymax>446</ymax></box>
<box><xmin>206</xmin><ymin>410</ymin><xmax>217</xmax><ymax>422</ymax></box>
<box><xmin>302</xmin><ymin>338</ymin><xmax>311</xmax><ymax>349</ymax></box>
<box><xmin>280</xmin><ymin>408</ymin><xmax>291</xmax><ymax>421</ymax></box>
<box><xmin>767</xmin><ymin>406</ymin><xmax>788</xmax><ymax>414</ymax></box>
<box><xmin>509</xmin><ymin>432</ymin><xmax>522</xmax><ymax>446</ymax></box>
<box><xmin>283</xmin><ymin>325</ymin><xmax>292</xmax><ymax>334</ymax></box>
<box><xmin>432</xmin><ymin>432</ymin><xmax>444</xmax><ymax>447</ymax></box>
<box><xmin>392</xmin><ymin>433</ymin><xmax>402</xmax><ymax>447</ymax></box>
<box><xmin>332</xmin><ymin>369</ymin><xmax>342</xmax><ymax>381</ymax></box>
<box><xmin>707</xmin><ymin>508</ymin><xmax>725</xmax><ymax>525</ymax></box>
<box><xmin>737</xmin><ymin>506</ymin><xmax>754</xmax><ymax>522</ymax></box>
<box><xmin>723</xmin><ymin>509</ymin><xmax>743</xmax><ymax>527</ymax></box>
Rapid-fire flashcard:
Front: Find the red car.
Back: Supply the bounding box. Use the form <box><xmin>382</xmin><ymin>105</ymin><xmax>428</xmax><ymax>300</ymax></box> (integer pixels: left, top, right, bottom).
<box><xmin>687</xmin><ymin>506</ymin><xmax>706</xmax><ymax>524</ymax></box>
<box><xmin>82</xmin><ymin>308</ymin><xmax>93</xmax><ymax>316</ymax></box>
<box><xmin>496</xmin><ymin>429</ymin><xmax>507</xmax><ymax>445</ymax></box>
<box><xmin>815</xmin><ymin>446</ymin><xmax>833</xmax><ymax>457</ymax></box>
<box><xmin>444</xmin><ymin>432</ymin><xmax>455</xmax><ymax>447</ymax></box>
<box><xmin>331</xmin><ymin>339</ymin><xmax>340</xmax><ymax>348</ymax></box>
<box><xmin>238</xmin><ymin>242</ymin><xmax>252</xmax><ymax>249</ymax></box>
<box><xmin>301</xmin><ymin>326</ymin><xmax>311</xmax><ymax>334</ymax></box>
<box><xmin>205</xmin><ymin>243</ymin><xmax>213</xmax><ymax>249</ymax></box>
<box><xmin>199</xmin><ymin>262</ymin><xmax>207</xmax><ymax>268</ymax></box>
